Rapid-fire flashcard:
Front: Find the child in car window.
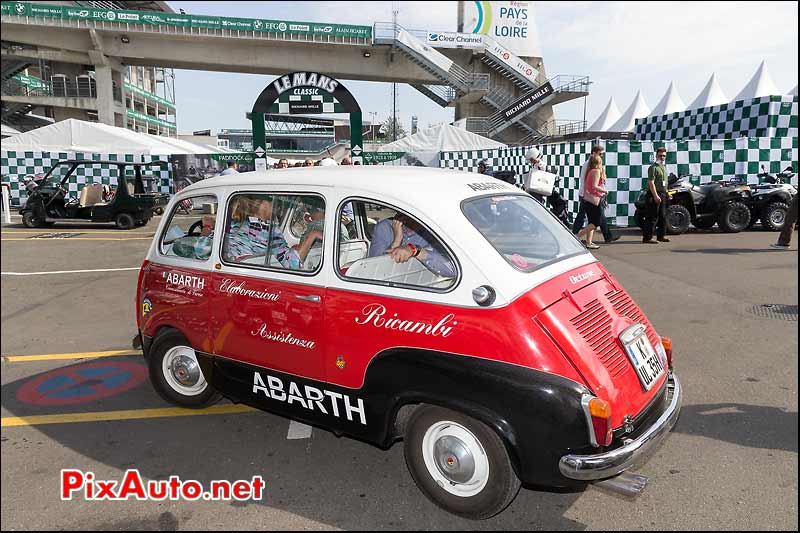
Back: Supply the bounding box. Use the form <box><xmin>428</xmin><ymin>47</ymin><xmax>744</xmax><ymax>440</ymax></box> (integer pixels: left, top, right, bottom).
<box><xmin>368</xmin><ymin>214</ymin><xmax>456</xmax><ymax>278</ymax></box>
<box><xmin>225</xmin><ymin>196</ymin><xmax>319</xmax><ymax>270</ymax></box>
<box><xmin>301</xmin><ymin>197</ymin><xmax>350</xmax><ymax>244</ymax></box>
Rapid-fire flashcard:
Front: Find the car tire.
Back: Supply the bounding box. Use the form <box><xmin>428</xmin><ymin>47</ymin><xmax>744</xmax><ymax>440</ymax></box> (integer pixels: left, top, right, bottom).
<box><xmin>147</xmin><ymin>329</ymin><xmax>221</xmax><ymax>408</ymax></box>
<box><xmin>760</xmin><ymin>202</ymin><xmax>789</xmax><ymax>232</ymax></box>
<box><xmin>115</xmin><ymin>212</ymin><xmax>136</xmax><ymax>230</ymax></box>
<box><xmin>22</xmin><ymin>211</ymin><xmax>45</xmax><ymax>228</ymax></box>
<box><xmin>718</xmin><ymin>202</ymin><xmax>751</xmax><ymax>233</ymax></box>
<box><xmin>403</xmin><ymin>405</ymin><xmax>521</xmax><ymax>520</ymax></box>
<box><xmin>692</xmin><ymin>217</ymin><xmax>716</xmax><ymax>230</ymax></box>
<box><xmin>666</xmin><ymin>205</ymin><xmax>691</xmax><ymax>235</ymax></box>
<box><xmin>634</xmin><ymin>209</ymin><xmax>645</xmax><ymax>229</ymax></box>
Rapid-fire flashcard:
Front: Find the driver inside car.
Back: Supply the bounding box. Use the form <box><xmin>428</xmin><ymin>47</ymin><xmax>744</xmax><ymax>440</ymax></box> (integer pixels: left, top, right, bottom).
<box><xmin>224</xmin><ymin>196</ymin><xmax>320</xmax><ymax>269</ymax></box>
<box><xmin>368</xmin><ymin>214</ymin><xmax>456</xmax><ymax>278</ymax></box>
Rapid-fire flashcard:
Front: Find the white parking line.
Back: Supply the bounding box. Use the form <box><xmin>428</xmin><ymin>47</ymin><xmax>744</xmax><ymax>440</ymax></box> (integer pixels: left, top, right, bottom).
<box><xmin>2</xmin><ymin>267</ymin><xmax>140</xmax><ymax>276</ymax></box>
<box><xmin>286</xmin><ymin>420</ymin><xmax>313</xmax><ymax>440</ymax></box>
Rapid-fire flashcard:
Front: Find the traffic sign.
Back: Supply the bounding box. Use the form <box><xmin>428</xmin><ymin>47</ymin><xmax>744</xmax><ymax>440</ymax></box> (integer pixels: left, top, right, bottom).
<box><xmin>16</xmin><ymin>361</ymin><xmax>148</xmax><ymax>406</ymax></box>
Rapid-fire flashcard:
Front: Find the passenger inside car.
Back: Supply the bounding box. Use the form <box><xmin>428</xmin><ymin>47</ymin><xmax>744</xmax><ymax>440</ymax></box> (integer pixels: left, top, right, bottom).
<box><xmin>224</xmin><ymin>195</ymin><xmax>320</xmax><ymax>270</ymax></box>
<box><xmin>368</xmin><ymin>214</ymin><xmax>456</xmax><ymax>278</ymax></box>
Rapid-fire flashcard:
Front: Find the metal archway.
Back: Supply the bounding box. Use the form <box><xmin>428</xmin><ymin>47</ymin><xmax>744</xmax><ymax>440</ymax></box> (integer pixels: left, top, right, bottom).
<box><xmin>251</xmin><ymin>72</ymin><xmax>363</xmax><ymax>168</ymax></box>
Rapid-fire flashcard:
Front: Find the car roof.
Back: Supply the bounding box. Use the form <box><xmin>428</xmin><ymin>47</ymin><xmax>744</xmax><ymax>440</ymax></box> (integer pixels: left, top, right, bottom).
<box><xmin>179</xmin><ymin>166</ymin><xmax>520</xmax><ymax>211</ymax></box>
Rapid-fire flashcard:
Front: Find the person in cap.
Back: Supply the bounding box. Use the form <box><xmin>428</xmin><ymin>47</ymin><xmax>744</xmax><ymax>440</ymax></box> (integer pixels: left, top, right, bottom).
<box><xmin>477</xmin><ymin>159</ymin><xmax>494</xmax><ymax>177</ymax></box>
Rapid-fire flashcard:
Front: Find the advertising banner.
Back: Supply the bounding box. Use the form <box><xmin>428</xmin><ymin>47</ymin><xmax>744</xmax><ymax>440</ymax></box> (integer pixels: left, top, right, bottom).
<box><xmin>4</xmin><ymin>2</ymin><xmax>372</xmax><ymax>38</ymax></box>
<box><xmin>500</xmin><ymin>81</ymin><xmax>553</xmax><ymax>121</ymax></box>
<box><xmin>460</xmin><ymin>1</ymin><xmax>541</xmax><ymax>58</ymax></box>
<box><xmin>484</xmin><ymin>38</ymin><xmax>539</xmax><ymax>84</ymax></box>
<box><xmin>425</xmin><ymin>31</ymin><xmax>484</xmax><ymax>49</ymax></box>
<box><xmin>126</xmin><ymin>109</ymin><xmax>177</xmax><ymax>130</ymax></box>
<box><xmin>13</xmin><ymin>73</ymin><xmax>48</xmax><ymax>90</ymax></box>
<box><xmin>396</xmin><ymin>28</ymin><xmax>454</xmax><ymax>75</ymax></box>
<box><xmin>124</xmin><ymin>82</ymin><xmax>175</xmax><ymax>110</ymax></box>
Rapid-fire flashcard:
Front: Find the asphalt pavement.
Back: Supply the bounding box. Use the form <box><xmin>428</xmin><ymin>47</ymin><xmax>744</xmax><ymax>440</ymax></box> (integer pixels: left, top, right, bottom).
<box><xmin>1</xmin><ymin>216</ymin><xmax>797</xmax><ymax>530</ymax></box>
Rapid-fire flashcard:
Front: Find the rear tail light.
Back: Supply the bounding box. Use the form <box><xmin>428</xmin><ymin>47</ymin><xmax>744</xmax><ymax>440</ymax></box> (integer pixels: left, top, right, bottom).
<box><xmin>581</xmin><ymin>395</ymin><xmax>613</xmax><ymax>447</ymax></box>
<box><xmin>661</xmin><ymin>337</ymin><xmax>673</xmax><ymax>369</ymax></box>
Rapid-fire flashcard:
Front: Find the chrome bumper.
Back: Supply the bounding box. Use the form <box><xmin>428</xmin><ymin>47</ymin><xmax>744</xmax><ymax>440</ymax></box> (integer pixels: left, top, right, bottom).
<box><xmin>559</xmin><ymin>373</ymin><xmax>682</xmax><ymax>481</ymax></box>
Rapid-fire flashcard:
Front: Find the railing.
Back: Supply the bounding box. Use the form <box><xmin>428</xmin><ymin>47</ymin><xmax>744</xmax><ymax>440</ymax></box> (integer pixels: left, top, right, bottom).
<box><xmin>374</xmin><ymin>22</ymin><xmax>489</xmax><ymax>93</ymax></box>
<box><xmin>513</xmin><ymin>119</ymin><xmax>588</xmax><ymax>145</ymax></box>
<box><xmin>549</xmin><ymin>75</ymin><xmax>591</xmax><ymax>94</ymax></box>
<box><xmin>3</xmin><ymin>75</ymin><xmax>124</xmax><ymax>103</ymax></box>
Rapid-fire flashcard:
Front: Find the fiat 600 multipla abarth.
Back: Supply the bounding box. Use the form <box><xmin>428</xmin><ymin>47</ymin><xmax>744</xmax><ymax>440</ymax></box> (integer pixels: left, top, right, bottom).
<box><xmin>133</xmin><ymin>167</ymin><xmax>682</xmax><ymax>519</ymax></box>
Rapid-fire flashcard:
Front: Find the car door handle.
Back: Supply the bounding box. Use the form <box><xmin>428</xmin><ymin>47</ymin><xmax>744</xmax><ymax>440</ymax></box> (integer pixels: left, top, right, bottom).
<box><xmin>295</xmin><ymin>294</ymin><xmax>321</xmax><ymax>303</ymax></box>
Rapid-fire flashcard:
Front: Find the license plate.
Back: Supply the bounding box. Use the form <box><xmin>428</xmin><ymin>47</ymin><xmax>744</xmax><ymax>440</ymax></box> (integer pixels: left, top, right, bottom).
<box><xmin>624</xmin><ymin>331</ymin><xmax>665</xmax><ymax>390</ymax></box>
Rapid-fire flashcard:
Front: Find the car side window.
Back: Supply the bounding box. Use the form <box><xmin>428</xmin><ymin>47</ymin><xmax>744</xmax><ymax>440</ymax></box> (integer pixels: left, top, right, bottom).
<box><xmin>221</xmin><ymin>193</ymin><xmax>325</xmax><ymax>274</ymax></box>
<box><xmin>337</xmin><ymin>199</ymin><xmax>457</xmax><ymax>290</ymax></box>
<box><xmin>159</xmin><ymin>194</ymin><xmax>218</xmax><ymax>261</ymax></box>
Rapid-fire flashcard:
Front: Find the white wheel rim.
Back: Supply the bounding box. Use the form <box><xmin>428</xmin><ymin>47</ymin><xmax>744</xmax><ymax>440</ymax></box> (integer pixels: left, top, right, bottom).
<box><xmin>421</xmin><ymin>420</ymin><xmax>490</xmax><ymax>498</ymax></box>
<box><xmin>162</xmin><ymin>345</ymin><xmax>207</xmax><ymax>396</ymax></box>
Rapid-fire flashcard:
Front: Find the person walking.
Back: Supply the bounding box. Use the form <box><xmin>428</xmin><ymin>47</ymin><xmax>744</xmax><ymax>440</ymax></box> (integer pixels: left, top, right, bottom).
<box><xmin>642</xmin><ymin>147</ymin><xmax>670</xmax><ymax>243</ymax></box>
<box><xmin>572</xmin><ymin>145</ymin><xmax>618</xmax><ymax>242</ymax></box>
<box><xmin>576</xmin><ymin>154</ymin><xmax>608</xmax><ymax>249</ymax></box>
<box><xmin>477</xmin><ymin>159</ymin><xmax>494</xmax><ymax>177</ymax></box>
<box><xmin>770</xmin><ymin>194</ymin><xmax>798</xmax><ymax>249</ymax></box>
<box><xmin>220</xmin><ymin>161</ymin><xmax>239</xmax><ymax>175</ymax></box>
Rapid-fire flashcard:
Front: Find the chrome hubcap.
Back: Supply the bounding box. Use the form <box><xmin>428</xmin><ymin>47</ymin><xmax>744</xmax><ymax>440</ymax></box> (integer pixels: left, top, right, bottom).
<box><xmin>771</xmin><ymin>210</ymin><xmax>785</xmax><ymax>225</ymax></box>
<box><xmin>162</xmin><ymin>346</ymin><xmax>207</xmax><ymax>396</ymax></box>
<box><xmin>422</xmin><ymin>421</ymin><xmax>489</xmax><ymax>497</ymax></box>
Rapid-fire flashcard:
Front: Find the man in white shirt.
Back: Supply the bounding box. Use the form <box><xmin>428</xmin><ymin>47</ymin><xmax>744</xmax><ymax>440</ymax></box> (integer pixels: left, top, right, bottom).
<box><xmin>220</xmin><ymin>161</ymin><xmax>239</xmax><ymax>175</ymax></box>
<box><xmin>571</xmin><ymin>145</ymin><xmax>618</xmax><ymax>242</ymax></box>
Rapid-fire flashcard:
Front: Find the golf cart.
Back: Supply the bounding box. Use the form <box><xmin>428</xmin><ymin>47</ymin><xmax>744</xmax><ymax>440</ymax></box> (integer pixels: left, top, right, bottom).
<box><xmin>19</xmin><ymin>160</ymin><xmax>169</xmax><ymax>229</ymax></box>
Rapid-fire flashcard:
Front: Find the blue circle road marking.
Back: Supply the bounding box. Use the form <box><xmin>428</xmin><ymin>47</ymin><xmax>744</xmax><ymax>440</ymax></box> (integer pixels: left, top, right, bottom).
<box><xmin>16</xmin><ymin>361</ymin><xmax>147</xmax><ymax>406</ymax></box>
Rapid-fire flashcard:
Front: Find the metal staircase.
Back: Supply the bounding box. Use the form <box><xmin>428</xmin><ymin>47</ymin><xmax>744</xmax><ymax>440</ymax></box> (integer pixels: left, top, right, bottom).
<box><xmin>1</xmin><ymin>59</ymin><xmax>32</xmax><ymax>82</ymax></box>
<box><xmin>374</xmin><ymin>22</ymin><xmax>489</xmax><ymax>101</ymax></box>
<box><xmin>410</xmin><ymin>84</ymin><xmax>457</xmax><ymax>107</ymax></box>
<box><xmin>479</xmin><ymin>36</ymin><xmax>540</xmax><ymax>90</ymax></box>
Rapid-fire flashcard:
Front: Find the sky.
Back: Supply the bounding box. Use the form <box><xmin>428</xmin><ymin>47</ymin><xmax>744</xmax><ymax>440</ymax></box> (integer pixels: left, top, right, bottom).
<box><xmin>167</xmin><ymin>1</ymin><xmax>799</xmax><ymax>135</ymax></box>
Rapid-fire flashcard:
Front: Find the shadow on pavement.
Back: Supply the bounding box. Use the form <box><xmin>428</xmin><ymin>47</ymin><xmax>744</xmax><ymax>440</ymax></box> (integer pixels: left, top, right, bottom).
<box><xmin>675</xmin><ymin>403</ymin><xmax>798</xmax><ymax>453</ymax></box>
<box><xmin>671</xmin><ymin>248</ymin><xmax>786</xmax><ymax>255</ymax></box>
<box><xmin>2</xmin><ymin>361</ymin><xmax>588</xmax><ymax>530</ymax></box>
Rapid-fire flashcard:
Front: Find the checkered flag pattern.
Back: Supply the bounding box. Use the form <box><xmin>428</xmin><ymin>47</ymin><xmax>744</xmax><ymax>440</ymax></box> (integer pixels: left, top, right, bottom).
<box><xmin>271</xmin><ymin>92</ymin><xmax>345</xmax><ymax>114</ymax></box>
<box><xmin>1</xmin><ymin>151</ymin><xmax>172</xmax><ymax>207</ymax></box>
<box><xmin>440</xmin><ymin>136</ymin><xmax>797</xmax><ymax>227</ymax></box>
<box><xmin>635</xmin><ymin>96</ymin><xmax>798</xmax><ymax>141</ymax></box>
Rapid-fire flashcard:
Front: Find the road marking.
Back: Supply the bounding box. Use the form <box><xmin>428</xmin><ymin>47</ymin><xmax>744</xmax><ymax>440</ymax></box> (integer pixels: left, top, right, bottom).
<box><xmin>1</xmin><ymin>230</ymin><xmax>155</xmax><ymax>235</ymax></box>
<box><xmin>287</xmin><ymin>420</ymin><xmax>313</xmax><ymax>440</ymax></box>
<box><xmin>2</xmin><ymin>267</ymin><xmax>140</xmax><ymax>276</ymax></box>
<box><xmin>2</xmin><ymin>350</ymin><xmax>139</xmax><ymax>363</ymax></box>
<box><xmin>1</xmin><ymin>404</ymin><xmax>257</xmax><ymax>427</ymax></box>
<box><xmin>1</xmin><ymin>237</ymin><xmax>152</xmax><ymax>241</ymax></box>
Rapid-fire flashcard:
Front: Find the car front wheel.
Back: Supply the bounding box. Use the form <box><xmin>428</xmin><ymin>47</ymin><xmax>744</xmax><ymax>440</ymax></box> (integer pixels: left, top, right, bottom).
<box><xmin>718</xmin><ymin>202</ymin><xmax>751</xmax><ymax>233</ymax></box>
<box><xmin>22</xmin><ymin>211</ymin><xmax>45</xmax><ymax>228</ymax></box>
<box><xmin>147</xmin><ymin>330</ymin><xmax>221</xmax><ymax>408</ymax></box>
<box><xmin>403</xmin><ymin>405</ymin><xmax>521</xmax><ymax>520</ymax></box>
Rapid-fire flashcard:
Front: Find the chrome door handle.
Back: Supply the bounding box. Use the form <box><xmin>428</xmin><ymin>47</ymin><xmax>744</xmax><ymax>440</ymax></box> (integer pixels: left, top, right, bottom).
<box><xmin>295</xmin><ymin>294</ymin><xmax>321</xmax><ymax>303</ymax></box>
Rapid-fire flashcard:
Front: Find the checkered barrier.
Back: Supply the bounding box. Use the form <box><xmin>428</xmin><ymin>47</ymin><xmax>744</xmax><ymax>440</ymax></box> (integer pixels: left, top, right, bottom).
<box><xmin>440</xmin><ymin>137</ymin><xmax>798</xmax><ymax>227</ymax></box>
<box><xmin>635</xmin><ymin>96</ymin><xmax>798</xmax><ymax>141</ymax></box>
<box><xmin>1</xmin><ymin>151</ymin><xmax>172</xmax><ymax>208</ymax></box>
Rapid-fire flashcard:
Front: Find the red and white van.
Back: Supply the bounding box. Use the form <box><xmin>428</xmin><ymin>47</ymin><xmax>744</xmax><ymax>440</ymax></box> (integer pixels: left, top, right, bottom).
<box><xmin>134</xmin><ymin>167</ymin><xmax>682</xmax><ymax>519</ymax></box>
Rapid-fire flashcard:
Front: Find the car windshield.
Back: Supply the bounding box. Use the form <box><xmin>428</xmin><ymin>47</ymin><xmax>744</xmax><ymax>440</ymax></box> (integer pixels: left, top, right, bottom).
<box><xmin>44</xmin><ymin>164</ymin><xmax>73</xmax><ymax>186</ymax></box>
<box><xmin>462</xmin><ymin>194</ymin><xmax>586</xmax><ymax>272</ymax></box>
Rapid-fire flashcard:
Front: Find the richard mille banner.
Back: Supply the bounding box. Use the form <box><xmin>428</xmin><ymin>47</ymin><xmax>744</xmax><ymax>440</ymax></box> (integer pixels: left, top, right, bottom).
<box><xmin>500</xmin><ymin>81</ymin><xmax>553</xmax><ymax>121</ymax></box>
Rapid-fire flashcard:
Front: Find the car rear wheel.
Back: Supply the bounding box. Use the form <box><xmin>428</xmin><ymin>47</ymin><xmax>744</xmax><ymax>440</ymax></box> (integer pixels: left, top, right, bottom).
<box><xmin>760</xmin><ymin>202</ymin><xmax>789</xmax><ymax>231</ymax></box>
<box><xmin>403</xmin><ymin>405</ymin><xmax>520</xmax><ymax>520</ymax></box>
<box><xmin>115</xmin><ymin>212</ymin><xmax>136</xmax><ymax>230</ymax></box>
<box><xmin>718</xmin><ymin>202</ymin><xmax>751</xmax><ymax>233</ymax></box>
<box><xmin>666</xmin><ymin>205</ymin><xmax>691</xmax><ymax>235</ymax></box>
<box><xmin>147</xmin><ymin>330</ymin><xmax>221</xmax><ymax>408</ymax></box>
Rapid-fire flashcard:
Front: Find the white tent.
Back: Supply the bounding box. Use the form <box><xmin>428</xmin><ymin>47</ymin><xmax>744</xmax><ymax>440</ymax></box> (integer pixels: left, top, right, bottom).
<box><xmin>1</xmin><ymin>123</ymin><xmax>21</xmax><ymax>138</ymax></box>
<box><xmin>587</xmin><ymin>97</ymin><xmax>622</xmax><ymax>131</ymax></box>
<box><xmin>1</xmin><ymin>119</ymin><xmax>224</xmax><ymax>155</ymax></box>
<box><xmin>687</xmin><ymin>73</ymin><xmax>729</xmax><ymax>111</ymax></box>
<box><xmin>607</xmin><ymin>90</ymin><xmax>651</xmax><ymax>132</ymax></box>
<box><xmin>648</xmin><ymin>82</ymin><xmax>687</xmax><ymax>117</ymax></box>
<box><xmin>789</xmin><ymin>85</ymin><xmax>798</xmax><ymax>96</ymax></box>
<box><xmin>732</xmin><ymin>60</ymin><xmax>780</xmax><ymax>102</ymax></box>
<box><xmin>378</xmin><ymin>123</ymin><xmax>506</xmax><ymax>167</ymax></box>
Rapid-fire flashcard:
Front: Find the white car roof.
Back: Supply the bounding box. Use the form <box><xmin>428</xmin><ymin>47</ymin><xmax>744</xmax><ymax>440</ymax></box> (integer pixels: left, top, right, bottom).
<box><xmin>180</xmin><ymin>166</ymin><xmax>517</xmax><ymax>210</ymax></box>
